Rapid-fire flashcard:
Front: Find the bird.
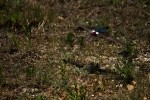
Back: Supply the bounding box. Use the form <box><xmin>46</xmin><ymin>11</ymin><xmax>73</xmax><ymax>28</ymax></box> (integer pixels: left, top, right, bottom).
<box><xmin>76</xmin><ymin>26</ymin><xmax>124</xmax><ymax>45</ymax></box>
<box><xmin>87</xmin><ymin>26</ymin><xmax>109</xmax><ymax>41</ymax></box>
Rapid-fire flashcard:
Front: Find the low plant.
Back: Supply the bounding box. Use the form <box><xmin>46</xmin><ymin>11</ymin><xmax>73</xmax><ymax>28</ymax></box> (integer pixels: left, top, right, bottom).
<box><xmin>22</xmin><ymin>20</ymin><xmax>33</xmax><ymax>48</ymax></box>
<box><xmin>47</xmin><ymin>9</ymin><xmax>55</xmax><ymax>24</ymax></box>
<box><xmin>9</xmin><ymin>34</ymin><xmax>19</xmax><ymax>54</ymax></box>
<box><xmin>37</xmin><ymin>71</ymin><xmax>50</xmax><ymax>85</ymax></box>
<box><xmin>5</xmin><ymin>0</ymin><xmax>23</xmax><ymax>27</ymax></box>
<box><xmin>116</xmin><ymin>58</ymin><xmax>134</xmax><ymax>84</ymax></box>
<box><xmin>66</xmin><ymin>32</ymin><xmax>75</xmax><ymax>47</ymax></box>
<box><xmin>146</xmin><ymin>33</ymin><xmax>150</xmax><ymax>46</ymax></box>
<box><xmin>60</xmin><ymin>61</ymin><xmax>68</xmax><ymax>87</ymax></box>
<box><xmin>12</xmin><ymin>34</ymin><xmax>19</xmax><ymax>48</ymax></box>
<box><xmin>78</xmin><ymin>36</ymin><xmax>85</xmax><ymax>47</ymax></box>
<box><xmin>108</xmin><ymin>0</ymin><xmax>122</xmax><ymax>6</ymax></box>
<box><xmin>10</xmin><ymin>11</ymin><xmax>21</xmax><ymax>26</ymax></box>
<box><xmin>59</xmin><ymin>61</ymin><xmax>86</xmax><ymax>100</ymax></box>
<box><xmin>26</xmin><ymin>66</ymin><xmax>36</xmax><ymax>78</ymax></box>
<box><xmin>119</xmin><ymin>40</ymin><xmax>135</xmax><ymax>60</ymax></box>
<box><xmin>93</xmin><ymin>77</ymin><xmax>106</xmax><ymax>93</ymax></box>
<box><xmin>30</xmin><ymin>4</ymin><xmax>44</xmax><ymax>23</ymax></box>
<box><xmin>22</xmin><ymin>20</ymin><xmax>32</xmax><ymax>38</ymax></box>
<box><xmin>33</xmin><ymin>95</ymin><xmax>48</xmax><ymax>100</ymax></box>
<box><xmin>0</xmin><ymin>0</ymin><xmax>5</xmax><ymax>10</ymax></box>
<box><xmin>0</xmin><ymin>64</ymin><xmax>3</xmax><ymax>86</ymax></box>
<box><xmin>116</xmin><ymin>41</ymin><xmax>135</xmax><ymax>84</ymax></box>
<box><xmin>66</xmin><ymin>82</ymin><xmax>87</xmax><ymax>100</ymax></box>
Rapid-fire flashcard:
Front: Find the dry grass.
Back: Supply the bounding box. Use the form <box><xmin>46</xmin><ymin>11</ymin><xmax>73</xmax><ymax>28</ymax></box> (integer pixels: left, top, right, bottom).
<box><xmin>0</xmin><ymin>0</ymin><xmax>150</xmax><ymax>99</ymax></box>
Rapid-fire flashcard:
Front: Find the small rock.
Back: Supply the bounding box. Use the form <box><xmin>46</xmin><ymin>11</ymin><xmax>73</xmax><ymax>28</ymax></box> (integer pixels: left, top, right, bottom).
<box><xmin>91</xmin><ymin>94</ymin><xmax>94</xmax><ymax>97</ymax></box>
<box><xmin>143</xmin><ymin>96</ymin><xmax>147</xmax><ymax>100</ymax></box>
<box><xmin>127</xmin><ymin>84</ymin><xmax>134</xmax><ymax>91</ymax></box>
<box><xmin>131</xmin><ymin>80</ymin><xmax>136</xmax><ymax>85</ymax></box>
<box><xmin>22</xmin><ymin>88</ymin><xmax>27</xmax><ymax>93</ymax></box>
<box><xmin>58</xmin><ymin>16</ymin><xmax>64</xmax><ymax>20</ymax></box>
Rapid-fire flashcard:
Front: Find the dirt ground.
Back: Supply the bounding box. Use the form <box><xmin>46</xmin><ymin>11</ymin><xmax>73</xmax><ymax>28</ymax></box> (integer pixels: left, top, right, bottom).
<box><xmin>0</xmin><ymin>0</ymin><xmax>150</xmax><ymax>99</ymax></box>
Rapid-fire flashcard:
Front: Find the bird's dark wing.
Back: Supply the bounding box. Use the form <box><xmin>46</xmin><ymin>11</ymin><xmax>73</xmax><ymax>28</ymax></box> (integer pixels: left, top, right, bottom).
<box><xmin>75</xmin><ymin>26</ymin><xmax>94</xmax><ymax>32</ymax></box>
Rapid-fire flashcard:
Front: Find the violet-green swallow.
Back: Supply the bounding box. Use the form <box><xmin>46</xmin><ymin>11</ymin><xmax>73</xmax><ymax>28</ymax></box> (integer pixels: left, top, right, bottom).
<box><xmin>88</xmin><ymin>27</ymin><xmax>124</xmax><ymax>44</ymax></box>
<box><xmin>87</xmin><ymin>26</ymin><xmax>109</xmax><ymax>41</ymax></box>
<box><xmin>75</xmin><ymin>26</ymin><xmax>124</xmax><ymax>44</ymax></box>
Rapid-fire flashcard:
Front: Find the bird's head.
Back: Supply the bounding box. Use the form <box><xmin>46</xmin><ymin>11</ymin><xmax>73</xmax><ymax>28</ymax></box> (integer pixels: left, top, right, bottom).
<box><xmin>90</xmin><ymin>30</ymin><xmax>99</xmax><ymax>36</ymax></box>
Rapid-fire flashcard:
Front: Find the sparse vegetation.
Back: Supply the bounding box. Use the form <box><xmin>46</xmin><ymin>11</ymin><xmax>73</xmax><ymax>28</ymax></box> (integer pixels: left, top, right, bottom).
<box><xmin>26</xmin><ymin>65</ymin><xmax>35</xmax><ymax>78</ymax></box>
<box><xmin>0</xmin><ymin>64</ymin><xmax>3</xmax><ymax>86</ymax></box>
<box><xmin>116</xmin><ymin>57</ymin><xmax>135</xmax><ymax>84</ymax></box>
<box><xmin>108</xmin><ymin>0</ymin><xmax>122</xmax><ymax>6</ymax></box>
<box><xmin>78</xmin><ymin>36</ymin><xmax>85</xmax><ymax>47</ymax></box>
<box><xmin>66</xmin><ymin>32</ymin><xmax>75</xmax><ymax>47</ymax></box>
<box><xmin>116</xmin><ymin>41</ymin><xmax>135</xmax><ymax>84</ymax></box>
<box><xmin>0</xmin><ymin>0</ymin><xmax>150</xmax><ymax>99</ymax></box>
<box><xmin>66</xmin><ymin>82</ymin><xmax>87</xmax><ymax>100</ymax></box>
